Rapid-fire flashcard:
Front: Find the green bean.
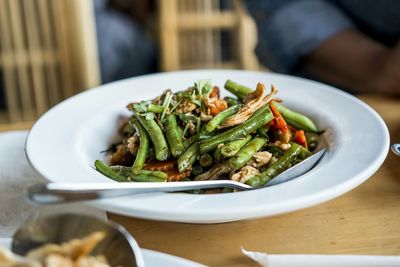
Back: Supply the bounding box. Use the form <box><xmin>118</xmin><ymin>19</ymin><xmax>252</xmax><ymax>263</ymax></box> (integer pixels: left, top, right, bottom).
<box><xmin>220</xmin><ymin>135</ymin><xmax>251</xmax><ymax>157</ymax></box>
<box><xmin>298</xmin><ymin>146</ymin><xmax>313</xmax><ymax>160</ymax></box>
<box><xmin>178</xmin><ymin>142</ymin><xmax>199</xmax><ymax>173</ymax></box>
<box><xmin>110</xmin><ymin>165</ymin><xmax>136</xmax><ymax>178</ymax></box>
<box><xmin>224</xmin><ymin>96</ymin><xmax>240</xmax><ymax>107</ymax></box>
<box><xmin>147</xmin><ymin>104</ymin><xmax>164</xmax><ymax>113</ymax></box>
<box><xmin>262</xmin><ymin>142</ymin><xmax>302</xmax><ymax>178</ymax></box>
<box><xmin>135</xmin><ymin>114</ymin><xmax>169</xmax><ymax>161</ymax></box>
<box><xmin>213</xmin><ymin>145</ymin><xmax>224</xmax><ymax>162</ymax></box>
<box><xmin>131</xmin><ymin>175</ymin><xmax>167</xmax><ymax>182</ymax></box>
<box><xmin>183</xmin><ymin>134</ymin><xmax>199</xmax><ymax>149</ymax></box>
<box><xmin>111</xmin><ymin>165</ymin><xmax>168</xmax><ymax>180</ymax></box>
<box><xmin>137</xmin><ymin>170</ymin><xmax>168</xmax><ymax>180</ymax></box>
<box><xmin>131</xmin><ymin>119</ymin><xmax>149</xmax><ymax>174</ymax></box>
<box><xmin>163</xmin><ymin>114</ymin><xmax>185</xmax><ymax>158</ymax></box>
<box><xmin>256</xmin><ymin>127</ymin><xmax>269</xmax><ymax>138</ymax></box>
<box><xmin>224</xmin><ymin>80</ymin><xmax>252</xmax><ymax>100</ymax></box>
<box><xmin>228</xmin><ymin>136</ymin><xmax>267</xmax><ymax>170</ymax></box>
<box><xmin>183</xmin><ymin>129</ymin><xmax>213</xmax><ymax>149</ymax></box>
<box><xmin>199</xmin><ymin>153</ymin><xmax>213</xmax><ymax>167</ymax></box>
<box><xmin>245</xmin><ymin>175</ymin><xmax>272</xmax><ymax>187</ymax></box>
<box><xmin>305</xmin><ymin>132</ymin><xmax>319</xmax><ymax>151</ymax></box>
<box><xmin>205</xmin><ymin>104</ymin><xmax>241</xmax><ymax>132</ymax></box>
<box><xmin>199</xmin><ymin>105</ymin><xmax>273</xmax><ymax>154</ymax></box>
<box><xmin>95</xmin><ymin>160</ymin><xmax>126</xmax><ymax>182</ymax></box>
<box><xmin>267</xmin><ymin>146</ymin><xmax>283</xmax><ymax>158</ymax></box>
<box><xmin>273</xmin><ymin>102</ymin><xmax>318</xmax><ymax>133</ymax></box>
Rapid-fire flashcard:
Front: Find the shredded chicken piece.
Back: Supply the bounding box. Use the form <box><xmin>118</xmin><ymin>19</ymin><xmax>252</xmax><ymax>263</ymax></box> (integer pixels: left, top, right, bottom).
<box><xmin>175</xmin><ymin>100</ymin><xmax>196</xmax><ymax>113</ymax></box>
<box><xmin>187</xmin><ymin>121</ymin><xmax>197</xmax><ymax>135</ymax></box>
<box><xmin>194</xmin><ymin>163</ymin><xmax>232</xmax><ymax>181</ymax></box>
<box><xmin>220</xmin><ymin>83</ymin><xmax>278</xmax><ymax>128</ymax></box>
<box><xmin>277</xmin><ymin>129</ymin><xmax>292</xmax><ymax>144</ymax></box>
<box><xmin>126</xmin><ymin>134</ymin><xmax>139</xmax><ymax>154</ymax></box>
<box><xmin>247</xmin><ymin>151</ymin><xmax>272</xmax><ymax>168</ymax></box>
<box><xmin>273</xmin><ymin>140</ymin><xmax>292</xmax><ymax>151</ymax></box>
<box><xmin>27</xmin><ymin>232</ymin><xmax>106</xmax><ymax>261</ymax></box>
<box><xmin>231</xmin><ymin>166</ymin><xmax>260</xmax><ymax>184</ymax></box>
<box><xmin>200</xmin><ymin>111</ymin><xmax>213</xmax><ymax>121</ymax></box>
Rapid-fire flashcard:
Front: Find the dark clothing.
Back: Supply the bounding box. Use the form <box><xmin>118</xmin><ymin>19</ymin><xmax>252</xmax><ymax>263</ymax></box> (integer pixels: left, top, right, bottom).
<box><xmin>245</xmin><ymin>0</ymin><xmax>400</xmax><ymax>73</ymax></box>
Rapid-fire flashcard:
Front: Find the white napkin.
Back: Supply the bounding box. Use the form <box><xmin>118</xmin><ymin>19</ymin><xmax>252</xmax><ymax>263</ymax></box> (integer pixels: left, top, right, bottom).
<box><xmin>241</xmin><ymin>248</ymin><xmax>400</xmax><ymax>267</ymax></box>
<box><xmin>0</xmin><ymin>131</ymin><xmax>106</xmax><ymax>238</ymax></box>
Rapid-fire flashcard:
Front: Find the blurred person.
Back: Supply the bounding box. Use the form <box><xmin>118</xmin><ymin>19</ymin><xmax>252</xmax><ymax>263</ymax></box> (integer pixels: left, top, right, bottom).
<box><xmin>245</xmin><ymin>0</ymin><xmax>400</xmax><ymax>95</ymax></box>
<box><xmin>94</xmin><ymin>0</ymin><xmax>157</xmax><ymax>83</ymax></box>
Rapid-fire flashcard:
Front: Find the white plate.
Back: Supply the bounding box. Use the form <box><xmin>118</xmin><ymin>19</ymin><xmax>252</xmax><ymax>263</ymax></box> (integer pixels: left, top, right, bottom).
<box><xmin>26</xmin><ymin>70</ymin><xmax>389</xmax><ymax>223</ymax></box>
<box><xmin>0</xmin><ymin>238</ymin><xmax>205</xmax><ymax>267</ymax></box>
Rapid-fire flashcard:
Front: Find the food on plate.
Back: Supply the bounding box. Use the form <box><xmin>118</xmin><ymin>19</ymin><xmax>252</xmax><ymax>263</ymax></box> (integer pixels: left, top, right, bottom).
<box><xmin>94</xmin><ymin>79</ymin><xmax>320</xmax><ymax>189</ymax></box>
<box><xmin>0</xmin><ymin>232</ymin><xmax>111</xmax><ymax>267</ymax></box>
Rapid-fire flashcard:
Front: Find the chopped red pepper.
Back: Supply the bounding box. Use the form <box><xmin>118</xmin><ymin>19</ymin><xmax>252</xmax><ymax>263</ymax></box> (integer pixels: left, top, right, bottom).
<box><xmin>209</xmin><ymin>86</ymin><xmax>220</xmax><ymax>98</ymax></box>
<box><xmin>269</xmin><ymin>102</ymin><xmax>288</xmax><ymax>133</ymax></box>
<box><xmin>293</xmin><ymin>130</ymin><xmax>308</xmax><ymax>149</ymax></box>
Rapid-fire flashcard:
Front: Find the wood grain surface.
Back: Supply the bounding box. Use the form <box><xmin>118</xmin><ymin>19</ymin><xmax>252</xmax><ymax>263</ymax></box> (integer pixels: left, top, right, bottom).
<box><xmin>109</xmin><ymin>94</ymin><xmax>400</xmax><ymax>266</ymax></box>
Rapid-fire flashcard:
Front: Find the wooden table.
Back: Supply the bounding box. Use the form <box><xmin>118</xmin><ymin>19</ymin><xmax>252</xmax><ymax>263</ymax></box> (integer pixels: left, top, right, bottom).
<box><xmin>109</xmin><ymin>94</ymin><xmax>400</xmax><ymax>266</ymax></box>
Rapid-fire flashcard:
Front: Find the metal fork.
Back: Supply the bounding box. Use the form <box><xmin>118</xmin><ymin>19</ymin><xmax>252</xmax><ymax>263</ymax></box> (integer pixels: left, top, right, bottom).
<box><xmin>28</xmin><ymin>149</ymin><xmax>326</xmax><ymax>204</ymax></box>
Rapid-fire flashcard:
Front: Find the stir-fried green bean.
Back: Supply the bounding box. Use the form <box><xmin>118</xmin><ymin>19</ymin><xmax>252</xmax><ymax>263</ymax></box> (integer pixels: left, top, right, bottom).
<box><xmin>205</xmin><ymin>104</ymin><xmax>241</xmax><ymax>132</ymax></box>
<box><xmin>245</xmin><ymin>175</ymin><xmax>271</xmax><ymax>187</ymax></box>
<box><xmin>178</xmin><ymin>142</ymin><xmax>199</xmax><ymax>173</ymax></box>
<box><xmin>111</xmin><ymin>165</ymin><xmax>168</xmax><ymax>180</ymax></box>
<box><xmin>199</xmin><ymin>105</ymin><xmax>273</xmax><ymax>154</ymax></box>
<box><xmin>163</xmin><ymin>114</ymin><xmax>185</xmax><ymax>157</ymax></box>
<box><xmin>213</xmin><ymin>145</ymin><xmax>224</xmax><ymax>162</ymax></box>
<box><xmin>147</xmin><ymin>104</ymin><xmax>164</xmax><ymax>113</ymax></box>
<box><xmin>199</xmin><ymin>153</ymin><xmax>213</xmax><ymax>167</ymax></box>
<box><xmin>220</xmin><ymin>135</ymin><xmax>251</xmax><ymax>157</ymax></box>
<box><xmin>263</xmin><ymin>142</ymin><xmax>302</xmax><ymax>178</ymax></box>
<box><xmin>224</xmin><ymin>96</ymin><xmax>240</xmax><ymax>107</ymax></box>
<box><xmin>305</xmin><ymin>132</ymin><xmax>319</xmax><ymax>150</ymax></box>
<box><xmin>224</xmin><ymin>80</ymin><xmax>252</xmax><ymax>100</ymax></box>
<box><xmin>95</xmin><ymin>160</ymin><xmax>126</xmax><ymax>182</ymax></box>
<box><xmin>228</xmin><ymin>136</ymin><xmax>267</xmax><ymax>170</ymax></box>
<box><xmin>131</xmin><ymin>119</ymin><xmax>149</xmax><ymax>174</ymax></box>
<box><xmin>136</xmin><ymin>170</ymin><xmax>168</xmax><ymax>180</ymax></box>
<box><xmin>272</xmin><ymin>101</ymin><xmax>318</xmax><ymax>133</ymax></box>
<box><xmin>136</xmin><ymin>114</ymin><xmax>169</xmax><ymax>161</ymax></box>
<box><xmin>298</xmin><ymin>146</ymin><xmax>313</xmax><ymax>160</ymax></box>
<box><xmin>131</xmin><ymin>175</ymin><xmax>166</xmax><ymax>182</ymax></box>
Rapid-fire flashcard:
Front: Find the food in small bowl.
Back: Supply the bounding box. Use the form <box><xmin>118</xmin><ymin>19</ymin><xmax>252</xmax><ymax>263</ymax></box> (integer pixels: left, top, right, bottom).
<box><xmin>94</xmin><ymin>80</ymin><xmax>321</xmax><ymax>190</ymax></box>
<box><xmin>0</xmin><ymin>232</ymin><xmax>110</xmax><ymax>267</ymax></box>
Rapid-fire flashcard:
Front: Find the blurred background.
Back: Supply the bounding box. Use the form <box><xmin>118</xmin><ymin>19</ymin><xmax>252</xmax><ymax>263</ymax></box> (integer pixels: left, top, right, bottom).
<box><xmin>0</xmin><ymin>0</ymin><xmax>261</xmax><ymax>130</ymax></box>
<box><xmin>0</xmin><ymin>0</ymin><xmax>398</xmax><ymax>130</ymax></box>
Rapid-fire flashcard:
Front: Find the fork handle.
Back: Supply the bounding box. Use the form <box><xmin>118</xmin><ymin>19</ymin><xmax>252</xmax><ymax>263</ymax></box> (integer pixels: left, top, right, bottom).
<box><xmin>28</xmin><ymin>181</ymin><xmax>250</xmax><ymax>204</ymax></box>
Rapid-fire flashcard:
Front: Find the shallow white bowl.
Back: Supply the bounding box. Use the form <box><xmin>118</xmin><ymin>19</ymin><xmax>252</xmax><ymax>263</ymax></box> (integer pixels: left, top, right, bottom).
<box><xmin>26</xmin><ymin>70</ymin><xmax>389</xmax><ymax>223</ymax></box>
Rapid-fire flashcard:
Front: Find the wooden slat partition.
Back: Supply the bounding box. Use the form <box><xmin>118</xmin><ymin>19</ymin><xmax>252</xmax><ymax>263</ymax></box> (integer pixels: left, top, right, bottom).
<box><xmin>8</xmin><ymin>0</ymin><xmax>35</xmax><ymax>121</ymax></box>
<box><xmin>159</xmin><ymin>0</ymin><xmax>260</xmax><ymax>71</ymax></box>
<box><xmin>0</xmin><ymin>0</ymin><xmax>100</xmax><ymax>130</ymax></box>
<box><xmin>0</xmin><ymin>0</ymin><xmax>21</xmax><ymax>122</ymax></box>
<box><xmin>37</xmin><ymin>0</ymin><xmax>61</xmax><ymax>106</ymax></box>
